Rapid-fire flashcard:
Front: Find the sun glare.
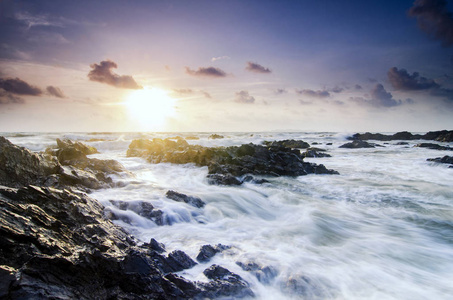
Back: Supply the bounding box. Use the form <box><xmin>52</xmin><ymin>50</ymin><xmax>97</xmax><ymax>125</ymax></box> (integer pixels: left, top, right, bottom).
<box><xmin>125</xmin><ymin>87</ymin><xmax>177</xmax><ymax>131</ymax></box>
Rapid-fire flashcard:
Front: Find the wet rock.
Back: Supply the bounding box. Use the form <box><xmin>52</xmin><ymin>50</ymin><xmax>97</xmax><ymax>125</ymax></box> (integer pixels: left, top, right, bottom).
<box><xmin>339</xmin><ymin>140</ymin><xmax>375</xmax><ymax>149</ymax></box>
<box><xmin>263</xmin><ymin>139</ymin><xmax>310</xmax><ymax>149</ymax></box>
<box><xmin>415</xmin><ymin>143</ymin><xmax>453</xmax><ymax>151</ymax></box>
<box><xmin>166</xmin><ymin>190</ymin><xmax>205</xmax><ymax>208</ymax></box>
<box><xmin>237</xmin><ymin>261</ymin><xmax>278</xmax><ymax>284</ymax></box>
<box><xmin>427</xmin><ymin>155</ymin><xmax>453</xmax><ymax>167</ymax></box>
<box><xmin>166</xmin><ymin>250</ymin><xmax>197</xmax><ymax>272</ymax></box>
<box><xmin>143</xmin><ymin>238</ymin><xmax>166</xmax><ymax>253</ymax></box>
<box><xmin>349</xmin><ymin>130</ymin><xmax>453</xmax><ymax>142</ymax></box>
<box><xmin>209</xmin><ymin>134</ymin><xmax>224</xmax><ymax>139</ymax></box>
<box><xmin>127</xmin><ymin>138</ymin><xmax>338</xmax><ymax>184</ymax></box>
<box><xmin>302</xmin><ymin>148</ymin><xmax>332</xmax><ymax>158</ymax></box>
<box><xmin>107</xmin><ymin>200</ymin><xmax>164</xmax><ymax>226</ymax></box>
<box><xmin>396</xmin><ymin>142</ymin><xmax>409</xmax><ymax>145</ymax></box>
<box><xmin>207</xmin><ymin>174</ymin><xmax>243</xmax><ymax>186</ymax></box>
<box><xmin>242</xmin><ymin>175</ymin><xmax>270</xmax><ymax>184</ymax></box>
<box><xmin>196</xmin><ymin>244</ymin><xmax>231</xmax><ymax>263</ymax></box>
<box><xmin>0</xmin><ymin>185</ymin><xmax>248</xmax><ymax>299</ymax></box>
<box><xmin>200</xmin><ymin>265</ymin><xmax>254</xmax><ymax>298</ymax></box>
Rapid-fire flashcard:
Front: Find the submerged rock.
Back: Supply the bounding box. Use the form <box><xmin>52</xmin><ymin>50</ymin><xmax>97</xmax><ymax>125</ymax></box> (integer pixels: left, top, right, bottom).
<box><xmin>197</xmin><ymin>244</ymin><xmax>231</xmax><ymax>263</ymax></box>
<box><xmin>201</xmin><ymin>265</ymin><xmax>254</xmax><ymax>298</ymax></box>
<box><xmin>415</xmin><ymin>143</ymin><xmax>453</xmax><ymax>151</ymax></box>
<box><xmin>339</xmin><ymin>140</ymin><xmax>375</xmax><ymax>149</ymax></box>
<box><xmin>302</xmin><ymin>147</ymin><xmax>332</xmax><ymax>158</ymax></box>
<box><xmin>166</xmin><ymin>190</ymin><xmax>205</xmax><ymax>208</ymax></box>
<box><xmin>209</xmin><ymin>134</ymin><xmax>224</xmax><ymax>139</ymax></box>
<box><xmin>427</xmin><ymin>155</ymin><xmax>453</xmax><ymax>167</ymax></box>
<box><xmin>237</xmin><ymin>261</ymin><xmax>278</xmax><ymax>284</ymax></box>
<box><xmin>127</xmin><ymin>138</ymin><xmax>338</xmax><ymax>184</ymax></box>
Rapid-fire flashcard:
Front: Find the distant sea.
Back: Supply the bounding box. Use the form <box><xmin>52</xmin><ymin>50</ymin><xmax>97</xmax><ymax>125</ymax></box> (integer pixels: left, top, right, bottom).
<box><xmin>4</xmin><ymin>131</ymin><xmax>453</xmax><ymax>299</ymax></box>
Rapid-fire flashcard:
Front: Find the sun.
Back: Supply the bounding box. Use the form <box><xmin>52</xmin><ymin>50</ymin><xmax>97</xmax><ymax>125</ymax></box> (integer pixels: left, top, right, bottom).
<box><xmin>125</xmin><ymin>87</ymin><xmax>177</xmax><ymax>131</ymax></box>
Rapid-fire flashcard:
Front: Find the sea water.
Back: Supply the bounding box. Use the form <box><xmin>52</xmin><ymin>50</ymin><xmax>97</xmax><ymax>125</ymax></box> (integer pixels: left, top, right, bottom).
<box><xmin>4</xmin><ymin>132</ymin><xmax>453</xmax><ymax>299</ymax></box>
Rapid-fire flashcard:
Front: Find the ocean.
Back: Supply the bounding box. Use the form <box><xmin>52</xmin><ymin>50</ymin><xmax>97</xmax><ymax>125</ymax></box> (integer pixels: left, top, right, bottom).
<box><xmin>4</xmin><ymin>131</ymin><xmax>453</xmax><ymax>299</ymax></box>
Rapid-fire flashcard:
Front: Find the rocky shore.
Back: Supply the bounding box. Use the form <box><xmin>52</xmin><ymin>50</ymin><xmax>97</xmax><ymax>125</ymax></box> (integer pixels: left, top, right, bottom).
<box><xmin>126</xmin><ymin>138</ymin><xmax>338</xmax><ymax>185</ymax></box>
<box><xmin>0</xmin><ymin>136</ymin><xmax>254</xmax><ymax>299</ymax></box>
<box><xmin>348</xmin><ymin>130</ymin><xmax>453</xmax><ymax>142</ymax></box>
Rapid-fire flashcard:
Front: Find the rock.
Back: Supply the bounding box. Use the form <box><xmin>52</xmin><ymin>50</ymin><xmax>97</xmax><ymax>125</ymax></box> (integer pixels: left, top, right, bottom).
<box><xmin>209</xmin><ymin>134</ymin><xmax>224</xmax><ymax>139</ymax></box>
<box><xmin>127</xmin><ymin>138</ymin><xmax>338</xmax><ymax>184</ymax></box>
<box><xmin>339</xmin><ymin>140</ymin><xmax>375</xmax><ymax>149</ymax></box>
<box><xmin>427</xmin><ymin>155</ymin><xmax>453</xmax><ymax>166</ymax></box>
<box><xmin>302</xmin><ymin>148</ymin><xmax>332</xmax><ymax>158</ymax></box>
<box><xmin>349</xmin><ymin>130</ymin><xmax>453</xmax><ymax>142</ymax></box>
<box><xmin>415</xmin><ymin>143</ymin><xmax>453</xmax><ymax>151</ymax></box>
<box><xmin>200</xmin><ymin>265</ymin><xmax>254</xmax><ymax>298</ymax></box>
<box><xmin>0</xmin><ymin>136</ymin><xmax>61</xmax><ymax>188</ymax></box>
<box><xmin>263</xmin><ymin>139</ymin><xmax>310</xmax><ymax>149</ymax></box>
<box><xmin>196</xmin><ymin>244</ymin><xmax>231</xmax><ymax>263</ymax></box>
<box><xmin>242</xmin><ymin>175</ymin><xmax>270</xmax><ymax>184</ymax></box>
<box><xmin>237</xmin><ymin>261</ymin><xmax>278</xmax><ymax>284</ymax></box>
<box><xmin>166</xmin><ymin>250</ymin><xmax>197</xmax><ymax>272</ymax></box>
<box><xmin>166</xmin><ymin>190</ymin><xmax>205</xmax><ymax>208</ymax></box>
<box><xmin>107</xmin><ymin>200</ymin><xmax>164</xmax><ymax>226</ymax></box>
<box><xmin>0</xmin><ymin>136</ymin><xmax>126</xmax><ymax>191</ymax></box>
<box><xmin>207</xmin><ymin>174</ymin><xmax>243</xmax><ymax>186</ymax></box>
<box><xmin>185</xmin><ymin>136</ymin><xmax>200</xmax><ymax>140</ymax></box>
<box><xmin>146</xmin><ymin>238</ymin><xmax>166</xmax><ymax>253</ymax></box>
<box><xmin>396</xmin><ymin>142</ymin><xmax>409</xmax><ymax>145</ymax></box>
<box><xmin>0</xmin><ymin>185</ymin><xmax>250</xmax><ymax>299</ymax></box>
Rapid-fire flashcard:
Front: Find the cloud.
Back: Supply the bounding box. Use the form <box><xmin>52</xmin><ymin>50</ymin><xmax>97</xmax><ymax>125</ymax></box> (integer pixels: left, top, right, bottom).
<box><xmin>388</xmin><ymin>67</ymin><xmax>453</xmax><ymax>102</ymax></box>
<box><xmin>409</xmin><ymin>0</ymin><xmax>453</xmax><ymax>46</ymax></box>
<box><xmin>88</xmin><ymin>60</ymin><xmax>142</xmax><ymax>89</ymax></box>
<box><xmin>15</xmin><ymin>11</ymin><xmax>64</xmax><ymax>29</ymax></box>
<box><xmin>296</xmin><ymin>89</ymin><xmax>330</xmax><ymax>98</ymax></box>
<box><xmin>0</xmin><ymin>77</ymin><xmax>42</xmax><ymax>95</ymax></box>
<box><xmin>211</xmin><ymin>56</ymin><xmax>231</xmax><ymax>62</ymax></box>
<box><xmin>350</xmin><ymin>84</ymin><xmax>402</xmax><ymax>107</ymax></box>
<box><xmin>355</xmin><ymin>84</ymin><xmax>363</xmax><ymax>90</ymax></box>
<box><xmin>388</xmin><ymin>67</ymin><xmax>439</xmax><ymax>90</ymax></box>
<box><xmin>202</xmin><ymin>91</ymin><xmax>212</xmax><ymax>99</ymax></box>
<box><xmin>235</xmin><ymin>90</ymin><xmax>255</xmax><ymax>104</ymax></box>
<box><xmin>46</xmin><ymin>86</ymin><xmax>65</xmax><ymax>98</ymax></box>
<box><xmin>171</xmin><ymin>88</ymin><xmax>212</xmax><ymax>99</ymax></box>
<box><xmin>185</xmin><ymin>66</ymin><xmax>227</xmax><ymax>78</ymax></box>
<box><xmin>173</xmin><ymin>88</ymin><xmax>194</xmax><ymax>94</ymax></box>
<box><xmin>275</xmin><ymin>88</ymin><xmax>287</xmax><ymax>95</ymax></box>
<box><xmin>330</xmin><ymin>86</ymin><xmax>344</xmax><ymax>93</ymax></box>
<box><xmin>0</xmin><ymin>90</ymin><xmax>25</xmax><ymax>104</ymax></box>
<box><xmin>245</xmin><ymin>62</ymin><xmax>272</xmax><ymax>74</ymax></box>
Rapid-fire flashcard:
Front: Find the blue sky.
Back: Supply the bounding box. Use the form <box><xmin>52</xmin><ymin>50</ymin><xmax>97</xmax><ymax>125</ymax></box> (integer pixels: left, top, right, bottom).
<box><xmin>1</xmin><ymin>0</ymin><xmax>453</xmax><ymax>132</ymax></box>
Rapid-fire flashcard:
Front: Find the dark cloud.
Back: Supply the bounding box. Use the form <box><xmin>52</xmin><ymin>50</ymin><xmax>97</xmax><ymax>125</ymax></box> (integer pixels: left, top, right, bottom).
<box><xmin>355</xmin><ymin>84</ymin><xmax>363</xmax><ymax>90</ymax></box>
<box><xmin>296</xmin><ymin>89</ymin><xmax>330</xmax><ymax>98</ymax></box>
<box><xmin>388</xmin><ymin>67</ymin><xmax>453</xmax><ymax>102</ymax></box>
<box><xmin>0</xmin><ymin>77</ymin><xmax>42</xmax><ymax>95</ymax></box>
<box><xmin>234</xmin><ymin>90</ymin><xmax>255</xmax><ymax>104</ymax></box>
<box><xmin>388</xmin><ymin>67</ymin><xmax>439</xmax><ymax>90</ymax></box>
<box><xmin>88</xmin><ymin>60</ymin><xmax>142</xmax><ymax>89</ymax></box>
<box><xmin>409</xmin><ymin>0</ymin><xmax>453</xmax><ymax>46</ymax></box>
<box><xmin>350</xmin><ymin>84</ymin><xmax>402</xmax><ymax>107</ymax></box>
<box><xmin>46</xmin><ymin>86</ymin><xmax>65</xmax><ymax>98</ymax></box>
<box><xmin>185</xmin><ymin>66</ymin><xmax>227</xmax><ymax>78</ymax></box>
<box><xmin>245</xmin><ymin>62</ymin><xmax>272</xmax><ymax>74</ymax></box>
<box><xmin>173</xmin><ymin>88</ymin><xmax>194</xmax><ymax>94</ymax></box>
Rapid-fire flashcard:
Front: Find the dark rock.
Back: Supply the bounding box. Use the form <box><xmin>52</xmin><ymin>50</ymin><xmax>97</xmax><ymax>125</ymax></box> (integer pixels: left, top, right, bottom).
<box><xmin>396</xmin><ymin>142</ymin><xmax>409</xmax><ymax>145</ymax></box>
<box><xmin>263</xmin><ymin>139</ymin><xmax>310</xmax><ymax>149</ymax></box>
<box><xmin>166</xmin><ymin>190</ymin><xmax>205</xmax><ymax>208</ymax></box>
<box><xmin>166</xmin><ymin>250</ymin><xmax>197</xmax><ymax>272</ymax></box>
<box><xmin>339</xmin><ymin>140</ymin><xmax>375</xmax><ymax>149</ymax></box>
<box><xmin>127</xmin><ymin>138</ymin><xmax>338</xmax><ymax>184</ymax></box>
<box><xmin>302</xmin><ymin>148</ymin><xmax>332</xmax><ymax>158</ymax></box>
<box><xmin>196</xmin><ymin>244</ymin><xmax>230</xmax><ymax>263</ymax></box>
<box><xmin>349</xmin><ymin>130</ymin><xmax>453</xmax><ymax>142</ymax></box>
<box><xmin>200</xmin><ymin>265</ymin><xmax>254</xmax><ymax>298</ymax></box>
<box><xmin>415</xmin><ymin>143</ymin><xmax>453</xmax><ymax>151</ymax></box>
<box><xmin>143</xmin><ymin>238</ymin><xmax>166</xmax><ymax>253</ymax></box>
<box><xmin>427</xmin><ymin>155</ymin><xmax>453</xmax><ymax>165</ymax></box>
<box><xmin>209</xmin><ymin>134</ymin><xmax>224</xmax><ymax>139</ymax></box>
<box><xmin>0</xmin><ymin>185</ymin><xmax>250</xmax><ymax>299</ymax></box>
<box><xmin>106</xmin><ymin>200</ymin><xmax>164</xmax><ymax>226</ymax></box>
<box><xmin>207</xmin><ymin>174</ymin><xmax>243</xmax><ymax>186</ymax></box>
<box><xmin>242</xmin><ymin>175</ymin><xmax>270</xmax><ymax>184</ymax></box>
<box><xmin>237</xmin><ymin>261</ymin><xmax>278</xmax><ymax>284</ymax></box>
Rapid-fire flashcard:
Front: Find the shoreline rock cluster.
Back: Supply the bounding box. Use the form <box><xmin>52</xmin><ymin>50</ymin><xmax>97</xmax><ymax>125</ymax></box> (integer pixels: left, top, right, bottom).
<box><xmin>0</xmin><ymin>137</ymin><xmax>254</xmax><ymax>299</ymax></box>
<box><xmin>127</xmin><ymin>138</ymin><xmax>338</xmax><ymax>185</ymax></box>
<box><xmin>348</xmin><ymin>130</ymin><xmax>453</xmax><ymax>142</ymax></box>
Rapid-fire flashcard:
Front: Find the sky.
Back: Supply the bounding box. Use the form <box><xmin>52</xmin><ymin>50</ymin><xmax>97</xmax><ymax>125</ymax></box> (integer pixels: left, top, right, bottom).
<box><xmin>1</xmin><ymin>0</ymin><xmax>453</xmax><ymax>132</ymax></box>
